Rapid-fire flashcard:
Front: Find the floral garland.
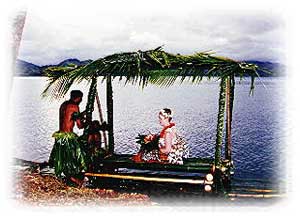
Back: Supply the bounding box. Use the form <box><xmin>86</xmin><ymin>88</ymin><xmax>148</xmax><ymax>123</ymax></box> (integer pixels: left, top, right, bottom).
<box><xmin>159</xmin><ymin>122</ymin><xmax>176</xmax><ymax>138</ymax></box>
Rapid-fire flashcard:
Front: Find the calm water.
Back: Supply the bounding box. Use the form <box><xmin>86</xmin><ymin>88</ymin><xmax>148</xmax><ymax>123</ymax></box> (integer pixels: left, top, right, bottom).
<box><xmin>11</xmin><ymin>77</ymin><xmax>286</xmax><ymax>185</ymax></box>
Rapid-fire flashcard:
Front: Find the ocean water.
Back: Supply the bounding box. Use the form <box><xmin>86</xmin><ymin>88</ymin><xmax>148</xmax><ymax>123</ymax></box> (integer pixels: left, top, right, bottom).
<box><xmin>10</xmin><ymin>77</ymin><xmax>286</xmax><ymax>184</ymax></box>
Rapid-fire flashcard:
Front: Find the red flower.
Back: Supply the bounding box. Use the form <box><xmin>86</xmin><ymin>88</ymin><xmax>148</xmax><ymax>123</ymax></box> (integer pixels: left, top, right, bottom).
<box><xmin>144</xmin><ymin>134</ymin><xmax>156</xmax><ymax>143</ymax></box>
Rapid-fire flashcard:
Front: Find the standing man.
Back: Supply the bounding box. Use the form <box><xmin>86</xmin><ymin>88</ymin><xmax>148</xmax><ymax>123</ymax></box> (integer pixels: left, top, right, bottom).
<box><xmin>59</xmin><ymin>90</ymin><xmax>85</xmax><ymax>132</ymax></box>
<box><xmin>49</xmin><ymin>90</ymin><xmax>87</xmax><ymax>186</ymax></box>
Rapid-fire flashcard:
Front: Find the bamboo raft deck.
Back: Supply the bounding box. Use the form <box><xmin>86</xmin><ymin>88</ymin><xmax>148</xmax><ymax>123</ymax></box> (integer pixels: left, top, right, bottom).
<box><xmin>84</xmin><ymin>154</ymin><xmax>219</xmax><ymax>191</ymax></box>
<box><xmin>93</xmin><ymin>154</ymin><xmax>214</xmax><ymax>173</ymax></box>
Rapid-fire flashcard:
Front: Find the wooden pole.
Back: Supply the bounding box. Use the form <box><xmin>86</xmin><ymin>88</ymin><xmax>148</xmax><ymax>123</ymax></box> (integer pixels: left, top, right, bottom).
<box><xmin>86</xmin><ymin>77</ymin><xmax>97</xmax><ymax>123</ymax></box>
<box><xmin>95</xmin><ymin>90</ymin><xmax>108</xmax><ymax>150</ymax></box>
<box><xmin>215</xmin><ymin>77</ymin><xmax>226</xmax><ymax>168</ymax></box>
<box><xmin>83</xmin><ymin>77</ymin><xmax>97</xmax><ymax>137</ymax></box>
<box><xmin>214</xmin><ymin>77</ymin><xmax>227</xmax><ymax>194</ymax></box>
<box><xmin>228</xmin><ymin>193</ymin><xmax>283</xmax><ymax>198</ymax></box>
<box><xmin>106</xmin><ymin>75</ymin><xmax>114</xmax><ymax>154</ymax></box>
<box><xmin>230</xmin><ymin>75</ymin><xmax>235</xmax><ymax>156</ymax></box>
<box><xmin>225</xmin><ymin>76</ymin><xmax>232</xmax><ymax>162</ymax></box>
<box><xmin>85</xmin><ymin>173</ymin><xmax>208</xmax><ymax>185</ymax></box>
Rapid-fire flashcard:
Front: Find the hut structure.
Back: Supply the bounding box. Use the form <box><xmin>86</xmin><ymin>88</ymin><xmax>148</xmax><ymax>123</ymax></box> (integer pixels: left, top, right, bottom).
<box><xmin>43</xmin><ymin>46</ymin><xmax>262</xmax><ymax>193</ymax></box>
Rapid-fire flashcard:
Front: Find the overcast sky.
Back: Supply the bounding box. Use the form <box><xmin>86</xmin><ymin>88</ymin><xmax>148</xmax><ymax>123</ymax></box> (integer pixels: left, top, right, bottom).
<box><xmin>17</xmin><ymin>3</ymin><xmax>285</xmax><ymax>66</ymax></box>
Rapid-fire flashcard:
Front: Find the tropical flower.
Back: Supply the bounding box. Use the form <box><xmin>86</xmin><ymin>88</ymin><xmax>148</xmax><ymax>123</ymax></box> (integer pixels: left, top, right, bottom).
<box><xmin>135</xmin><ymin>133</ymin><xmax>159</xmax><ymax>153</ymax></box>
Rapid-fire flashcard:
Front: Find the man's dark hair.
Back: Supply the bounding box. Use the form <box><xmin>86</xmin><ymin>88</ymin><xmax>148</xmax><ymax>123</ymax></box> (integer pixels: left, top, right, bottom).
<box><xmin>70</xmin><ymin>90</ymin><xmax>83</xmax><ymax>99</ymax></box>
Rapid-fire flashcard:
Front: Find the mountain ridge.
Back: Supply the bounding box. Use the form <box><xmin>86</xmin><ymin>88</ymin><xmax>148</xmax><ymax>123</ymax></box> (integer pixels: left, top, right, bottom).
<box><xmin>15</xmin><ymin>58</ymin><xmax>285</xmax><ymax>77</ymax></box>
<box><xmin>15</xmin><ymin>58</ymin><xmax>93</xmax><ymax>76</ymax></box>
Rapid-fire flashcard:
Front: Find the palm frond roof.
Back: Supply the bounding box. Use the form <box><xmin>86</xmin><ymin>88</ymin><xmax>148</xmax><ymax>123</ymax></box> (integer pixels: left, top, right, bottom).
<box><xmin>42</xmin><ymin>46</ymin><xmax>261</xmax><ymax>99</ymax></box>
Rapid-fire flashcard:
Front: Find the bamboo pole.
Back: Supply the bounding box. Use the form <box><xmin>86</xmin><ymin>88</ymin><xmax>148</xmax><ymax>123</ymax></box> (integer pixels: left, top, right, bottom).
<box><xmin>215</xmin><ymin>77</ymin><xmax>226</xmax><ymax>167</ymax></box>
<box><xmin>95</xmin><ymin>90</ymin><xmax>108</xmax><ymax>150</ymax></box>
<box><xmin>225</xmin><ymin>76</ymin><xmax>232</xmax><ymax>162</ymax></box>
<box><xmin>85</xmin><ymin>172</ymin><xmax>207</xmax><ymax>185</ymax></box>
<box><xmin>106</xmin><ymin>75</ymin><xmax>114</xmax><ymax>154</ymax></box>
<box><xmin>229</xmin><ymin>76</ymin><xmax>235</xmax><ymax>161</ymax></box>
<box><xmin>229</xmin><ymin>76</ymin><xmax>235</xmax><ymax>128</ymax></box>
<box><xmin>239</xmin><ymin>189</ymin><xmax>277</xmax><ymax>193</ymax></box>
<box><xmin>228</xmin><ymin>193</ymin><xmax>283</xmax><ymax>198</ymax></box>
<box><xmin>83</xmin><ymin>77</ymin><xmax>97</xmax><ymax>136</ymax></box>
<box><xmin>214</xmin><ymin>77</ymin><xmax>227</xmax><ymax>194</ymax></box>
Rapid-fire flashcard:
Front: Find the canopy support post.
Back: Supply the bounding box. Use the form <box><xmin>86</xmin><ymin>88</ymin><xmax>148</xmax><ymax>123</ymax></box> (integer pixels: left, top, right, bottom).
<box><xmin>96</xmin><ymin>90</ymin><xmax>108</xmax><ymax>151</ymax></box>
<box><xmin>215</xmin><ymin>77</ymin><xmax>226</xmax><ymax>167</ymax></box>
<box><xmin>225</xmin><ymin>75</ymin><xmax>233</xmax><ymax>162</ymax></box>
<box><xmin>83</xmin><ymin>77</ymin><xmax>98</xmax><ymax>137</ymax></box>
<box><xmin>214</xmin><ymin>77</ymin><xmax>227</xmax><ymax>194</ymax></box>
<box><xmin>106</xmin><ymin>75</ymin><xmax>114</xmax><ymax>154</ymax></box>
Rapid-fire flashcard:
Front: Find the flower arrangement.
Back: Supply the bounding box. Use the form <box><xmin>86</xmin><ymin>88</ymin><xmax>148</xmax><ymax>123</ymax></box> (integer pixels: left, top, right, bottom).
<box><xmin>135</xmin><ymin>133</ymin><xmax>160</xmax><ymax>153</ymax></box>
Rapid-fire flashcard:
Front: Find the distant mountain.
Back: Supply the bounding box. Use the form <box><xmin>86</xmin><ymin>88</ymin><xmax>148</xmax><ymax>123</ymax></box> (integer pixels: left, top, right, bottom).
<box><xmin>42</xmin><ymin>59</ymin><xmax>93</xmax><ymax>69</ymax></box>
<box><xmin>57</xmin><ymin>58</ymin><xmax>86</xmax><ymax>67</ymax></box>
<box><xmin>80</xmin><ymin>59</ymin><xmax>93</xmax><ymax>66</ymax></box>
<box><xmin>245</xmin><ymin>60</ymin><xmax>286</xmax><ymax>77</ymax></box>
<box><xmin>15</xmin><ymin>59</ymin><xmax>93</xmax><ymax>76</ymax></box>
<box><xmin>15</xmin><ymin>58</ymin><xmax>285</xmax><ymax>77</ymax></box>
<box><xmin>15</xmin><ymin>59</ymin><xmax>42</xmax><ymax>76</ymax></box>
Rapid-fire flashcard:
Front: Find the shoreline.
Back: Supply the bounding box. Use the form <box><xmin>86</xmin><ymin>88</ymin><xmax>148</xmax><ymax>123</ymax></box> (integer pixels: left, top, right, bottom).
<box><xmin>12</xmin><ymin>159</ymin><xmax>152</xmax><ymax>206</ymax></box>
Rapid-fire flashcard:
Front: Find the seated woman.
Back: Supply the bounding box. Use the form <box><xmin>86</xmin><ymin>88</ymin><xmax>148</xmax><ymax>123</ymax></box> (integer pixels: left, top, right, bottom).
<box><xmin>133</xmin><ymin>108</ymin><xmax>189</xmax><ymax>165</ymax></box>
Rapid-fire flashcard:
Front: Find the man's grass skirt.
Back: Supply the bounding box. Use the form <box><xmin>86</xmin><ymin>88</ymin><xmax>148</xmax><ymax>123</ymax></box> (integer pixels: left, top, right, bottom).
<box><xmin>49</xmin><ymin>132</ymin><xmax>87</xmax><ymax>178</ymax></box>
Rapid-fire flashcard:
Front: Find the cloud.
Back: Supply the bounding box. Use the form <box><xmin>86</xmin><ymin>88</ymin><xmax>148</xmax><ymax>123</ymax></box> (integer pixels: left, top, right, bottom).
<box><xmin>17</xmin><ymin>7</ymin><xmax>285</xmax><ymax>66</ymax></box>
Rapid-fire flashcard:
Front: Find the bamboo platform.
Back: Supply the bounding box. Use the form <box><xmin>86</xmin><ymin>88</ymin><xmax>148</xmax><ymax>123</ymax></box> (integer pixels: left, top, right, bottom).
<box><xmin>85</xmin><ymin>154</ymin><xmax>218</xmax><ymax>190</ymax></box>
<box><xmin>94</xmin><ymin>154</ymin><xmax>214</xmax><ymax>173</ymax></box>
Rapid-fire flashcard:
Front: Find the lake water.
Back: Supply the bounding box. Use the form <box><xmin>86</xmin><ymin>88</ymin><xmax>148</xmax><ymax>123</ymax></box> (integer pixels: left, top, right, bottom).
<box><xmin>10</xmin><ymin>77</ymin><xmax>286</xmax><ymax>188</ymax></box>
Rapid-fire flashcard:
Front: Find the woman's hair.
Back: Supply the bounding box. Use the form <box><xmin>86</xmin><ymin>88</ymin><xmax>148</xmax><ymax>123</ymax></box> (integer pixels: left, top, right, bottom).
<box><xmin>159</xmin><ymin>108</ymin><xmax>173</xmax><ymax>122</ymax></box>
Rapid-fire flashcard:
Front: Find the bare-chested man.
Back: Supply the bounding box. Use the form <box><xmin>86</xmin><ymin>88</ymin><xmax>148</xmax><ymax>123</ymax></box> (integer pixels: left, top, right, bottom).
<box><xmin>49</xmin><ymin>90</ymin><xmax>87</xmax><ymax>186</ymax></box>
<box><xmin>59</xmin><ymin>90</ymin><xmax>85</xmax><ymax>132</ymax></box>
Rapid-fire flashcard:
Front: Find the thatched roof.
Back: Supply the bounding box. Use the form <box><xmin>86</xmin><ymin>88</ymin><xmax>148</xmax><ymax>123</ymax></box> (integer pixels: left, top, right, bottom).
<box><xmin>42</xmin><ymin>46</ymin><xmax>262</xmax><ymax>100</ymax></box>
